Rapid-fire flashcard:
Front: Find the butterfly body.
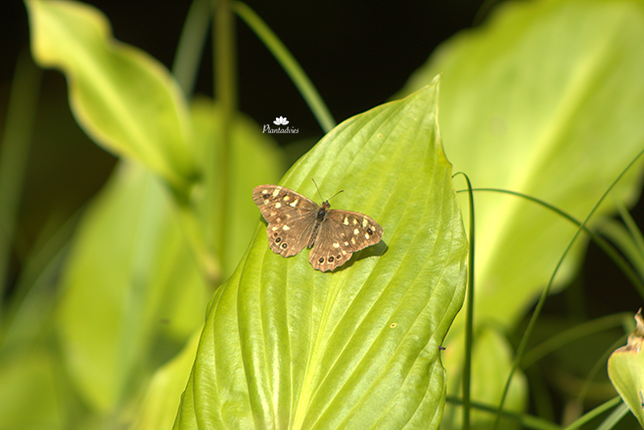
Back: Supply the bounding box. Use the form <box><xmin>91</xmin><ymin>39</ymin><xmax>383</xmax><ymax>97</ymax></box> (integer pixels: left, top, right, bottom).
<box><xmin>253</xmin><ymin>185</ymin><xmax>383</xmax><ymax>272</ymax></box>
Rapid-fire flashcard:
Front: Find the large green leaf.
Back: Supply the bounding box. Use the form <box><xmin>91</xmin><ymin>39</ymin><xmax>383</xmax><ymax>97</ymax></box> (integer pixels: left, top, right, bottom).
<box><xmin>25</xmin><ymin>0</ymin><xmax>197</xmax><ymax>193</ymax></box>
<box><xmin>401</xmin><ymin>0</ymin><xmax>644</xmax><ymax>328</ymax></box>
<box><xmin>397</xmin><ymin>0</ymin><xmax>644</xmax><ymax>425</ymax></box>
<box><xmin>174</xmin><ymin>80</ymin><xmax>468</xmax><ymax>429</ymax></box>
<box><xmin>56</xmin><ymin>163</ymin><xmax>208</xmax><ymax>414</ymax></box>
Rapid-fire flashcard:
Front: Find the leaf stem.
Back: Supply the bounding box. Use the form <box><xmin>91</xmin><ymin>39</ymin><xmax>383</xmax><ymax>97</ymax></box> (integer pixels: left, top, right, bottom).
<box><xmin>213</xmin><ymin>0</ymin><xmax>237</xmax><ymax>274</ymax></box>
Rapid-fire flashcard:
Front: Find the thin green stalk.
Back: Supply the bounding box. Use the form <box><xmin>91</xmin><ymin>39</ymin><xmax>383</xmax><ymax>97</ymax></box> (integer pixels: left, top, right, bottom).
<box><xmin>521</xmin><ymin>313</ymin><xmax>628</xmax><ymax>368</ymax></box>
<box><xmin>613</xmin><ymin>198</ymin><xmax>644</xmax><ymax>258</ymax></box>
<box><xmin>445</xmin><ymin>395</ymin><xmax>561</xmax><ymax>430</ymax></box>
<box><xmin>454</xmin><ymin>172</ymin><xmax>475</xmax><ymax>430</ymax></box>
<box><xmin>0</xmin><ymin>52</ymin><xmax>42</xmax><ymax>307</ymax></box>
<box><xmin>173</xmin><ymin>0</ymin><xmax>213</xmax><ymax>97</ymax></box>
<box><xmin>491</xmin><ymin>147</ymin><xmax>644</xmax><ymax>430</ymax></box>
<box><xmin>562</xmin><ymin>396</ymin><xmax>623</xmax><ymax>430</ymax></box>
<box><xmin>468</xmin><ymin>188</ymin><xmax>644</xmax><ymax>297</ymax></box>
<box><xmin>213</xmin><ymin>0</ymin><xmax>237</xmax><ymax>283</ymax></box>
<box><xmin>576</xmin><ymin>334</ymin><xmax>627</xmax><ymax>406</ymax></box>
<box><xmin>594</xmin><ymin>401</ymin><xmax>631</xmax><ymax>430</ymax></box>
<box><xmin>232</xmin><ymin>1</ymin><xmax>336</xmax><ymax>133</ymax></box>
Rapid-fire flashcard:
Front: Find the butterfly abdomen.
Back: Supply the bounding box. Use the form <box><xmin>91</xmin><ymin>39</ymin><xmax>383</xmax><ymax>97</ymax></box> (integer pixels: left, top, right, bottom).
<box><xmin>307</xmin><ymin>201</ymin><xmax>331</xmax><ymax>248</ymax></box>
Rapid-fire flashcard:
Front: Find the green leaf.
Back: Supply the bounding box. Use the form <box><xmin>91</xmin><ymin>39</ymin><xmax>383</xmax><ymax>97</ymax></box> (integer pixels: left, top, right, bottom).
<box><xmin>442</xmin><ymin>327</ymin><xmax>527</xmax><ymax>430</ymax></box>
<box><xmin>25</xmin><ymin>0</ymin><xmax>197</xmax><ymax>193</ymax></box>
<box><xmin>400</xmin><ymin>0</ymin><xmax>644</xmax><ymax>328</ymax></box>
<box><xmin>130</xmin><ymin>330</ymin><xmax>201</xmax><ymax>430</ymax></box>
<box><xmin>174</xmin><ymin>80</ymin><xmax>468</xmax><ymax>429</ymax></box>
<box><xmin>0</xmin><ymin>348</ymin><xmax>65</xmax><ymax>430</ymax></box>
<box><xmin>397</xmin><ymin>1</ymin><xmax>644</xmax><ymax>425</ymax></box>
<box><xmin>56</xmin><ymin>163</ymin><xmax>208</xmax><ymax>413</ymax></box>
<box><xmin>608</xmin><ymin>310</ymin><xmax>644</xmax><ymax>427</ymax></box>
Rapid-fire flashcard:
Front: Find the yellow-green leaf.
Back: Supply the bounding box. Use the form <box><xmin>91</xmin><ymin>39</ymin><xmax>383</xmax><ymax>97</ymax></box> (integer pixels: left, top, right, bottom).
<box><xmin>56</xmin><ymin>163</ymin><xmax>208</xmax><ymax>413</ymax></box>
<box><xmin>174</xmin><ymin>80</ymin><xmax>468</xmax><ymax>430</ymax></box>
<box><xmin>608</xmin><ymin>309</ymin><xmax>644</xmax><ymax>427</ymax></box>
<box><xmin>25</xmin><ymin>0</ymin><xmax>197</xmax><ymax>192</ymax></box>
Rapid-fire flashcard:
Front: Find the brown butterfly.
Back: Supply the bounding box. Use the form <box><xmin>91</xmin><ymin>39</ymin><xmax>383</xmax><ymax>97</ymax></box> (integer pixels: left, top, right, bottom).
<box><xmin>253</xmin><ymin>184</ymin><xmax>384</xmax><ymax>272</ymax></box>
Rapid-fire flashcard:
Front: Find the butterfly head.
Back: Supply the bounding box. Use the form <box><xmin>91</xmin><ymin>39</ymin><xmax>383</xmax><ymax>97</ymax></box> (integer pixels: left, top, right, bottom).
<box><xmin>317</xmin><ymin>201</ymin><xmax>331</xmax><ymax>221</ymax></box>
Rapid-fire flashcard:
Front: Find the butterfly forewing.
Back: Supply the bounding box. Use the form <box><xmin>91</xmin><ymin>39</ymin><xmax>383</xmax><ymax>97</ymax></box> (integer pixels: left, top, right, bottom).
<box><xmin>309</xmin><ymin>210</ymin><xmax>384</xmax><ymax>272</ymax></box>
<box><xmin>252</xmin><ymin>185</ymin><xmax>319</xmax><ymax>257</ymax></box>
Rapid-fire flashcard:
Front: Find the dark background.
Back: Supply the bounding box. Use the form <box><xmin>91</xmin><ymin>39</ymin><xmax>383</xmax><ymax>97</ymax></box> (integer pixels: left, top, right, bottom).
<box><xmin>1</xmin><ymin>0</ymin><xmax>641</xmax><ymax>328</ymax></box>
<box><xmin>0</xmin><ymin>0</ymin><xmax>487</xmax><ymax>269</ymax></box>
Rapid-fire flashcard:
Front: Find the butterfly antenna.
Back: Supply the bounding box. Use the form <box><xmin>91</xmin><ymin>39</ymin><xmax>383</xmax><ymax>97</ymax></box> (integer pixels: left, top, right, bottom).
<box><xmin>311</xmin><ymin>178</ymin><xmax>344</xmax><ymax>202</ymax></box>
<box><xmin>328</xmin><ymin>189</ymin><xmax>344</xmax><ymax>201</ymax></box>
<box><xmin>311</xmin><ymin>178</ymin><xmax>324</xmax><ymax>201</ymax></box>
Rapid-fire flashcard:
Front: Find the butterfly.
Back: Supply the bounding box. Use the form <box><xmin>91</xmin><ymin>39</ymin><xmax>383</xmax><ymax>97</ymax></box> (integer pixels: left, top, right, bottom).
<box><xmin>253</xmin><ymin>184</ymin><xmax>384</xmax><ymax>272</ymax></box>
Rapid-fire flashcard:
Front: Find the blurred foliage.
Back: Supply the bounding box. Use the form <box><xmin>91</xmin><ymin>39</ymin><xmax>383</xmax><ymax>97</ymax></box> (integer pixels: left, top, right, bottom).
<box><xmin>1</xmin><ymin>0</ymin><xmax>644</xmax><ymax>429</ymax></box>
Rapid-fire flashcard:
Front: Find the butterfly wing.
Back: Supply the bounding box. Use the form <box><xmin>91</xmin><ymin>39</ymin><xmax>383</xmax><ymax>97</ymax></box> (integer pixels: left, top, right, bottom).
<box><xmin>309</xmin><ymin>209</ymin><xmax>384</xmax><ymax>272</ymax></box>
<box><xmin>253</xmin><ymin>185</ymin><xmax>320</xmax><ymax>257</ymax></box>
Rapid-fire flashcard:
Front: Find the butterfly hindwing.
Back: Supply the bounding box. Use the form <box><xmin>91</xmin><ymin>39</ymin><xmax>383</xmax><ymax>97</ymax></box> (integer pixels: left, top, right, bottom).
<box><xmin>252</xmin><ymin>185</ymin><xmax>319</xmax><ymax>257</ymax></box>
<box><xmin>309</xmin><ymin>209</ymin><xmax>384</xmax><ymax>272</ymax></box>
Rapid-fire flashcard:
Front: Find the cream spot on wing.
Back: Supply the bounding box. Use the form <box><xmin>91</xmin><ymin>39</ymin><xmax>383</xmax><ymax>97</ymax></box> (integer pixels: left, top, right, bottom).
<box><xmin>364</xmin><ymin>234</ymin><xmax>370</xmax><ymax>239</ymax></box>
<box><xmin>362</xmin><ymin>218</ymin><xmax>368</xmax><ymax>227</ymax></box>
<box><xmin>341</xmin><ymin>250</ymin><xmax>347</xmax><ymax>255</ymax></box>
<box><xmin>270</xmin><ymin>212</ymin><xmax>276</xmax><ymax>217</ymax></box>
<box><xmin>262</xmin><ymin>189</ymin><xmax>269</xmax><ymax>194</ymax></box>
<box><xmin>271</xmin><ymin>226</ymin><xmax>278</xmax><ymax>231</ymax></box>
<box><xmin>353</xmin><ymin>228</ymin><xmax>359</xmax><ymax>235</ymax></box>
<box><xmin>343</xmin><ymin>217</ymin><xmax>349</xmax><ymax>225</ymax></box>
<box><xmin>283</xmin><ymin>195</ymin><xmax>290</xmax><ymax>201</ymax></box>
<box><xmin>263</xmin><ymin>199</ymin><xmax>271</xmax><ymax>205</ymax></box>
<box><xmin>333</xmin><ymin>242</ymin><xmax>340</xmax><ymax>248</ymax></box>
<box><xmin>344</xmin><ymin>241</ymin><xmax>349</xmax><ymax>246</ymax></box>
<box><xmin>282</xmin><ymin>225</ymin><xmax>290</xmax><ymax>231</ymax></box>
<box><xmin>275</xmin><ymin>202</ymin><xmax>282</xmax><ymax>209</ymax></box>
<box><xmin>272</xmin><ymin>187</ymin><xmax>281</xmax><ymax>197</ymax></box>
<box><xmin>352</xmin><ymin>218</ymin><xmax>358</xmax><ymax>225</ymax></box>
<box><xmin>351</xmin><ymin>238</ymin><xmax>356</xmax><ymax>245</ymax></box>
<box><xmin>289</xmin><ymin>199</ymin><xmax>298</xmax><ymax>207</ymax></box>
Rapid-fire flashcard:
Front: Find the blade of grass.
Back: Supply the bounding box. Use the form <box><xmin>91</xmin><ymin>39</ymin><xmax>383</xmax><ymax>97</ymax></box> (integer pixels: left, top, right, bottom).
<box><xmin>594</xmin><ymin>401</ymin><xmax>631</xmax><ymax>430</ymax></box>
<box><xmin>232</xmin><ymin>1</ymin><xmax>336</xmax><ymax>133</ymax></box>
<box><xmin>614</xmin><ymin>197</ymin><xmax>644</xmax><ymax>262</ymax></box>
<box><xmin>445</xmin><ymin>395</ymin><xmax>561</xmax><ymax>430</ymax></box>
<box><xmin>0</xmin><ymin>51</ymin><xmax>42</xmax><ymax>306</ymax></box>
<box><xmin>562</xmin><ymin>396</ymin><xmax>623</xmax><ymax>430</ymax></box>
<box><xmin>172</xmin><ymin>0</ymin><xmax>213</xmax><ymax>97</ymax></box>
<box><xmin>491</xmin><ymin>146</ymin><xmax>644</xmax><ymax>430</ymax></box>
<box><xmin>521</xmin><ymin>313</ymin><xmax>629</xmax><ymax>368</ymax></box>
<box><xmin>466</xmin><ymin>188</ymin><xmax>644</xmax><ymax>298</ymax></box>
<box><xmin>211</xmin><ymin>0</ymin><xmax>236</xmax><ymax>281</ymax></box>
<box><xmin>577</xmin><ymin>334</ymin><xmax>628</xmax><ymax>406</ymax></box>
<box><xmin>454</xmin><ymin>172</ymin><xmax>475</xmax><ymax>430</ymax></box>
